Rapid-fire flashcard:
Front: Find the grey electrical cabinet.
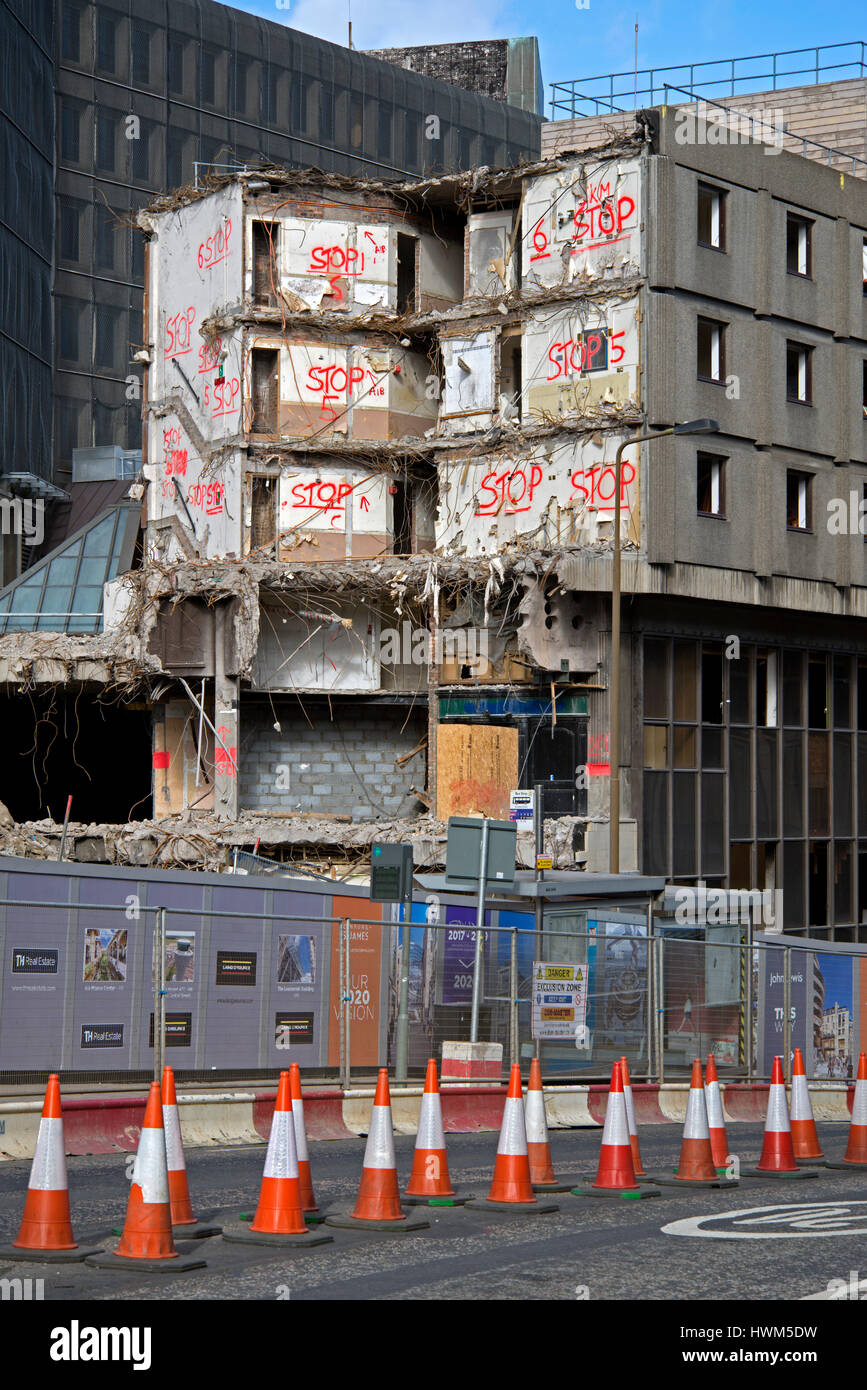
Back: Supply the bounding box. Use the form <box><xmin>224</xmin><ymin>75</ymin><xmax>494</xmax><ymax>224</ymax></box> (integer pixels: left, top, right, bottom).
<box><xmin>445</xmin><ymin>817</ymin><xmax>517</xmax><ymax>888</ymax></box>
<box><xmin>370</xmin><ymin>842</ymin><xmax>414</xmax><ymax>902</ymax></box>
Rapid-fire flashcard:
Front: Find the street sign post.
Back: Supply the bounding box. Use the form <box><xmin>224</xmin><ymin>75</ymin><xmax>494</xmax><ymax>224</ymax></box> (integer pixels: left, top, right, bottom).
<box><xmin>370</xmin><ymin>843</ymin><xmax>414</xmax><ymax>1081</ymax></box>
<box><xmin>445</xmin><ymin>817</ymin><xmax>517</xmax><ymax>1042</ymax></box>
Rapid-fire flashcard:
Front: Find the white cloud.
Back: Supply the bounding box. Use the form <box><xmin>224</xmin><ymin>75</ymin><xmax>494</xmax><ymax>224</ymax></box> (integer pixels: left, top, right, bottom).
<box><xmin>284</xmin><ymin>0</ymin><xmax>513</xmax><ymax>51</ymax></box>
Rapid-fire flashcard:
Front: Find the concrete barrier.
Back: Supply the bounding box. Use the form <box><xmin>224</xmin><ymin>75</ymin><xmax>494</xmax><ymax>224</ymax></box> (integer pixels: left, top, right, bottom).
<box><xmin>0</xmin><ymin>1079</ymin><xmax>856</xmax><ymax>1160</ymax></box>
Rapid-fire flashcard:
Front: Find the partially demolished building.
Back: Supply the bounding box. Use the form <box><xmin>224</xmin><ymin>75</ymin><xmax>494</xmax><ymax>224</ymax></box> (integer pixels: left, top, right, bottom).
<box><xmin>5</xmin><ymin>107</ymin><xmax>867</xmax><ymax>938</ymax></box>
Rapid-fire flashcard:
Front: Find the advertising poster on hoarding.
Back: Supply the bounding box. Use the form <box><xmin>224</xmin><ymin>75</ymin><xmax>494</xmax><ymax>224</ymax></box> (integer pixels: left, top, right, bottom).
<box><xmin>327</xmin><ymin>896</ymin><xmax>385</xmax><ymax>1068</ymax></box>
<box><xmin>532</xmin><ymin>961</ymin><xmax>587</xmax><ymax>1041</ymax></box>
<box><xmin>757</xmin><ymin>948</ymin><xmax>811</xmax><ymax>1074</ymax></box>
<box><xmin>588</xmin><ymin>919</ymin><xmax>648</xmax><ymax>1051</ymax></box>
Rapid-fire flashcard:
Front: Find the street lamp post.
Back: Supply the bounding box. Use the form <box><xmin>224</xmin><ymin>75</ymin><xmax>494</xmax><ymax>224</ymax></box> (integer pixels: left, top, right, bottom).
<box><xmin>609</xmin><ymin>419</ymin><xmax>720</xmax><ymax>874</ymax></box>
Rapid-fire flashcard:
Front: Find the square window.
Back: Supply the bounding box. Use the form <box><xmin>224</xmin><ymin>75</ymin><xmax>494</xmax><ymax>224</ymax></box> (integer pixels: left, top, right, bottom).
<box><xmin>786</xmin><ymin>470</ymin><xmax>813</xmax><ymax>531</ymax></box>
<box><xmin>61</xmin><ymin>3</ymin><xmax>81</xmax><ymax>62</ymax></box>
<box><xmin>786</xmin><ymin>341</ymin><xmax>813</xmax><ymax>404</ymax></box>
<box><xmin>697</xmin><ymin>317</ymin><xmax>725</xmax><ymax>383</ymax></box>
<box><xmin>698</xmin><ymin>183</ymin><xmax>726</xmax><ymax>250</ymax></box>
<box><xmin>697</xmin><ymin>452</ymin><xmax>726</xmax><ymax>517</ymax></box>
<box><xmin>786</xmin><ymin>213</ymin><xmax>812</xmax><ymax>277</ymax></box>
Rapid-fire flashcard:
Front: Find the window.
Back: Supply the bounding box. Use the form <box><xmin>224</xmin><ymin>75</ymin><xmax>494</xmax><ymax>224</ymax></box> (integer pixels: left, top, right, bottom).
<box><xmin>697</xmin><ymin>182</ymin><xmax>726</xmax><ymax>250</ymax></box>
<box><xmin>251</xmin><ymin>349</ymin><xmax>279</xmax><ymax>433</ymax></box>
<box><xmin>58</xmin><ymin>299</ymin><xmax>79</xmax><ymax>360</ymax></box>
<box><xmin>397</xmin><ymin>234</ymin><xmax>417</xmax><ymax>314</ymax></box>
<box><xmin>263</xmin><ymin>64</ymin><xmax>279</xmax><ymax>124</ymax></box>
<box><xmin>60</xmin><ymin>102</ymin><xmax>80</xmax><ymax>163</ymax></box>
<box><xmin>96</xmin><ymin>11</ymin><xmax>116</xmax><ymax>74</ymax></box>
<box><xmin>786</xmin><ymin>213</ymin><xmax>812</xmax><ymax>277</ymax></box>
<box><xmin>404</xmin><ymin>111</ymin><xmax>419</xmax><ymax>166</ymax></box>
<box><xmin>61</xmin><ymin>3</ymin><xmax>81</xmax><ymax>62</ymax></box>
<box><xmin>320</xmin><ymin>83</ymin><xmax>334</xmax><ymax>143</ymax></box>
<box><xmin>350</xmin><ymin>96</ymin><xmax>363</xmax><ymax>150</ymax></box>
<box><xmin>377</xmin><ymin>103</ymin><xmax>392</xmax><ymax>160</ymax></box>
<box><xmin>697</xmin><ymin>452</ymin><xmax>726</xmax><ymax>517</ymax></box>
<box><xmin>95</xmin><ymin>305</ymin><xmax>120</xmax><ymax>367</ymax></box>
<box><xmin>59</xmin><ymin>200</ymin><xmax>80</xmax><ymax>261</ymax></box>
<box><xmin>167</xmin><ymin>130</ymin><xmax>186</xmax><ymax>189</ymax></box>
<box><xmin>200</xmin><ymin>49</ymin><xmax>216</xmax><ymax>105</ymax></box>
<box><xmin>96</xmin><ymin>111</ymin><xmax>115</xmax><ymax>172</ymax></box>
<box><xmin>232</xmin><ymin>56</ymin><xmax>248</xmax><ymax>115</ymax></box>
<box><xmin>252</xmin><ymin>222</ymin><xmax>278</xmax><ymax>305</ymax></box>
<box><xmin>131</xmin><ymin>22</ymin><xmax>151</xmax><ymax>86</ymax></box>
<box><xmin>697</xmin><ymin>317</ymin><xmax>725</xmax><ymax>383</ymax></box>
<box><xmin>132</xmin><ymin>122</ymin><xmax>150</xmax><ymax>182</ymax></box>
<box><xmin>786</xmin><ymin>469</ymin><xmax>813</xmax><ymax>531</ymax></box>
<box><xmin>863</xmin><ymin>361</ymin><xmax>867</xmax><ymax>418</ymax></box>
<box><xmin>786</xmin><ymin>341</ymin><xmax>813</xmax><ymax>404</ymax></box>
<box><xmin>291</xmin><ymin>77</ymin><xmax>311</xmax><ymax>133</ymax></box>
<box><xmin>95</xmin><ymin>204</ymin><xmax>115</xmax><ymax>270</ymax></box>
<box><xmin>167</xmin><ymin>36</ymin><xmax>184</xmax><ymax>95</ymax></box>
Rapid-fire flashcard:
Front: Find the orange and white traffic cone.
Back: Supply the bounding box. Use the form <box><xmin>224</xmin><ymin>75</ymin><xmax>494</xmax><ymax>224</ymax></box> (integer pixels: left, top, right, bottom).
<box><xmin>651</xmin><ymin>1059</ymin><xmax>735</xmax><ymax>1187</ymax></box>
<box><xmin>404</xmin><ymin>1058</ymin><xmax>469</xmax><ymax>1204</ymax></box>
<box><xmin>789</xmin><ymin>1048</ymin><xmax>824</xmax><ymax>1165</ymax></box>
<box><xmin>326</xmin><ymin>1070</ymin><xmax>429</xmax><ymax>1231</ymax></box>
<box><xmin>87</xmin><ymin>1081</ymin><xmax>207</xmax><ymax>1271</ymax></box>
<box><xmin>704</xmin><ymin>1054</ymin><xmax>731</xmax><ymax>1173</ymax></box>
<box><xmin>223</xmin><ymin>1072</ymin><xmax>332</xmax><ymax>1248</ymax></box>
<box><xmin>743</xmin><ymin>1056</ymin><xmax>819</xmax><ymax>1180</ymax></box>
<box><xmin>573</xmin><ymin>1062</ymin><xmax>657</xmax><ymax>1199</ymax></box>
<box><xmin>620</xmin><ymin>1056</ymin><xmax>647</xmax><ymax>1180</ymax></box>
<box><xmin>827</xmin><ymin>1052</ymin><xmax>867</xmax><ymax>1169</ymax></box>
<box><xmin>161</xmin><ymin>1067</ymin><xmax>220</xmax><ymax>1237</ymax></box>
<box><xmin>467</xmin><ymin>1064</ymin><xmax>559</xmax><ymax>1214</ymax></box>
<box><xmin>524</xmin><ymin>1058</ymin><xmax>575</xmax><ymax>1192</ymax></box>
<box><xmin>289</xmin><ymin>1063</ymin><xmax>318</xmax><ymax>1212</ymax></box>
<box><xmin>1</xmin><ymin>1075</ymin><xmax>100</xmax><ymax>1264</ymax></box>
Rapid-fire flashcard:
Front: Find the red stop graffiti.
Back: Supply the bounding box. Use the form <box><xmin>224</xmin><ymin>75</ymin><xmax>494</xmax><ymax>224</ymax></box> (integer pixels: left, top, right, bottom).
<box><xmin>475</xmin><ymin>464</ymin><xmax>543</xmax><ymax>516</ymax></box>
<box><xmin>570</xmin><ymin>460</ymin><xmax>635</xmax><ymax>510</ymax></box>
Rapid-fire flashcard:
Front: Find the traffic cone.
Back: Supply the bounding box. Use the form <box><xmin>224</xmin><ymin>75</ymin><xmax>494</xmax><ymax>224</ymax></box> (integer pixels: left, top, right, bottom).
<box><xmin>573</xmin><ymin>1062</ymin><xmax>657</xmax><ymax>1199</ymax></box>
<box><xmin>743</xmin><ymin>1057</ymin><xmax>819</xmax><ymax>1180</ymax></box>
<box><xmin>1</xmin><ymin>1075</ymin><xmax>100</xmax><ymax>1264</ymax></box>
<box><xmin>223</xmin><ymin>1073</ymin><xmax>332</xmax><ymax>1248</ymax></box>
<box><xmin>161</xmin><ymin>1067</ymin><xmax>221</xmax><ymax>1236</ymax></box>
<box><xmin>467</xmin><ymin>1064</ymin><xmax>559</xmax><ymax>1214</ymax></box>
<box><xmin>523</xmin><ymin>1058</ymin><xmax>576</xmax><ymax>1192</ymax></box>
<box><xmin>326</xmin><ymin>1070</ymin><xmax>430</xmax><ymax>1231</ymax></box>
<box><xmin>650</xmin><ymin>1059</ymin><xmax>735</xmax><ymax>1187</ymax></box>
<box><xmin>289</xmin><ymin>1063</ymin><xmax>318</xmax><ymax>1212</ymax></box>
<box><xmin>826</xmin><ymin>1052</ymin><xmax>867</xmax><ymax>1169</ymax></box>
<box><xmin>620</xmin><ymin>1056</ymin><xmax>647</xmax><ymax>1179</ymax></box>
<box><xmin>704</xmin><ymin>1054</ymin><xmax>730</xmax><ymax>1172</ymax></box>
<box><xmin>789</xmin><ymin>1048</ymin><xmax>824</xmax><ymax>1164</ymax></box>
<box><xmin>87</xmin><ymin>1081</ymin><xmax>207</xmax><ymax>1271</ymax></box>
<box><xmin>404</xmin><ymin>1058</ymin><xmax>469</xmax><ymax>1204</ymax></box>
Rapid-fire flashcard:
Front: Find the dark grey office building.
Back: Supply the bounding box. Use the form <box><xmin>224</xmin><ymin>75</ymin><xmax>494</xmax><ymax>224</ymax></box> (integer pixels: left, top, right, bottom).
<box><xmin>3</xmin><ymin>0</ymin><xmax>542</xmax><ymax>549</ymax></box>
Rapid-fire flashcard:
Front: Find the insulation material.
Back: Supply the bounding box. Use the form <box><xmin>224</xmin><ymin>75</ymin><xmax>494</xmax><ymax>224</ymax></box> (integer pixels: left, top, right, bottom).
<box><xmin>277</xmin><ymin>466</ymin><xmax>389</xmax><ymax>560</ymax></box>
<box><xmin>435</xmin><ymin>724</ymin><xmax>518</xmax><ymax>820</ymax></box>
<box><xmin>253</xmin><ymin>602</ymin><xmax>380</xmax><ymax>692</ymax></box>
<box><xmin>524</xmin><ymin>296</ymin><xmax>640</xmax><ymax>422</ymax></box>
<box><xmin>522</xmin><ymin>159</ymin><xmax>641</xmax><ymax>289</ymax></box>
<box><xmin>467</xmin><ymin>210</ymin><xmax>518</xmax><ymax>297</ymax></box>
<box><xmin>436</xmin><ymin>434</ymin><xmax>641</xmax><ymax>555</ymax></box>
<box><xmin>441</xmin><ymin>332</ymin><xmax>495</xmax><ymax>434</ymax></box>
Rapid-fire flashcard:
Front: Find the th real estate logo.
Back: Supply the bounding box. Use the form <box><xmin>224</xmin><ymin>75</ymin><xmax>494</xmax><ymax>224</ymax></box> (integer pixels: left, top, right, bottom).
<box><xmin>12</xmin><ymin>948</ymin><xmax>58</xmax><ymax>974</ymax></box>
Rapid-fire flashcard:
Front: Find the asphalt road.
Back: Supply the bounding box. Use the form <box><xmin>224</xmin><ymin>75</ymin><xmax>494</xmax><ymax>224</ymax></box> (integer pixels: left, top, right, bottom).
<box><xmin>2</xmin><ymin>1123</ymin><xmax>866</xmax><ymax>1302</ymax></box>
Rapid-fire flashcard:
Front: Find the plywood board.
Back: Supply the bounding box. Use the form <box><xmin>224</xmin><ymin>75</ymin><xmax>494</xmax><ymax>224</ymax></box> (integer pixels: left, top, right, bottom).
<box><xmin>436</xmin><ymin>723</ymin><xmax>518</xmax><ymax>821</ymax></box>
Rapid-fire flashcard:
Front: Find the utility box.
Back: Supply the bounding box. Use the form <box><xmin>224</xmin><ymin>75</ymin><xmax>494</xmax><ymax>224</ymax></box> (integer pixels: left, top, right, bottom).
<box><xmin>370</xmin><ymin>842</ymin><xmax>414</xmax><ymax>902</ymax></box>
<box><xmin>445</xmin><ymin>817</ymin><xmax>517</xmax><ymax>888</ymax></box>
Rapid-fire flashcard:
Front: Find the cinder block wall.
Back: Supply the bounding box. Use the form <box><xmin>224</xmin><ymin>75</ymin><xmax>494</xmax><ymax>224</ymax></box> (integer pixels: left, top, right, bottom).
<box><xmin>238</xmin><ymin>706</ymin><xmax>427</xmax><ymax>820</ymax></box>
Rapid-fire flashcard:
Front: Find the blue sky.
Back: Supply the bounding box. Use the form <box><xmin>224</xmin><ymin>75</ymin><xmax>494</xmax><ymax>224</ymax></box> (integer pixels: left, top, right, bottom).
<box><xmin>231</xmin><ymin>1</ymin><xmax>866</xmax><ymax>114</ymax></box>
